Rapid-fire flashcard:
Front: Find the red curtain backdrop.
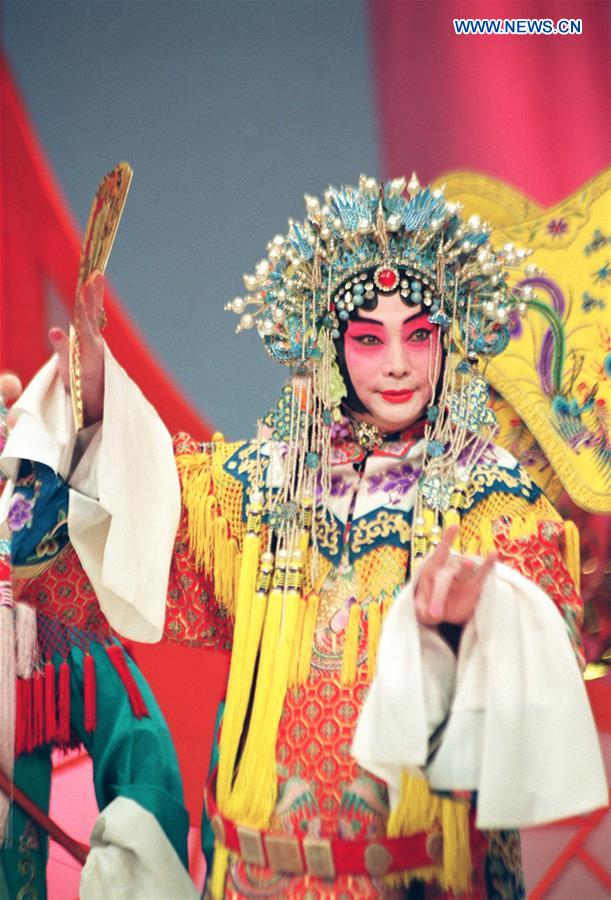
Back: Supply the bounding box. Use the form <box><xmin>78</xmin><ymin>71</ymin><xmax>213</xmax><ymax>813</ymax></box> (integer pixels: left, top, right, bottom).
<box><xmin>0</xmin><ymin>55</ymin><xmax>220</xmax><ymax>826</ymax></box>
<box><xmin>0</xmin><ymin>56</ymin><xmax>211</xmax><ymax>439</ymax></box>
<box><xmin>369</xmin><ymin>0</ymin><xmax>610</xmax><ymax>206</ymax></box>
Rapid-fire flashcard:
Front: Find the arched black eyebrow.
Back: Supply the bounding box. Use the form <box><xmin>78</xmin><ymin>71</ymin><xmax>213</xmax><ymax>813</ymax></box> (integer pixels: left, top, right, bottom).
<box><xmin>349</xmin><ymin>310</ymin><xmax>432</xmax><ymax>327</ymax></box>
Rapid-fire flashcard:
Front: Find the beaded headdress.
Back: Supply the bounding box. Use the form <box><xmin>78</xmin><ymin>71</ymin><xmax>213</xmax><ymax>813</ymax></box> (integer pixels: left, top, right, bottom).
<box><xmin>226</xmin><ymin>173</ymin><xmax>534</xmax><ymax>566</ymax></box>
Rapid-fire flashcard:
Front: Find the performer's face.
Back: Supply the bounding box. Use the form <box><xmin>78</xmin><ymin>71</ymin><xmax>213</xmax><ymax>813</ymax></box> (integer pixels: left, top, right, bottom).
<box><xmin>343</xmin><ymin>294</ymin><xmax>441</xmax><ymax>433</ymax></box>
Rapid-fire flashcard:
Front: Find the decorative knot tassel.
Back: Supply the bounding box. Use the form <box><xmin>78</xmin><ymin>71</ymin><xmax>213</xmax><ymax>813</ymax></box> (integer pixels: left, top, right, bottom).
<box><xmin>340</xmin><ymin>602</ymin><xmax>361</xmax><ymax>686</ymax></box>
<box><xmin>33</xmin><ymin>671</ymin><xmax>44</xmax><ymax>747</ymax></box>
<box><xmin>367</xmin><ymin>601</ymin><xmax>381</xmax><ymax>682</ymax></box>
<box><xmin>58</xmin><ymin>661</ymin><xmax>71</xmax><ymax>746</ymax></box>
<box><xmin>84</xmin><ymin>653</ymin><xmax>97</xmax><ymax>732</ymax></box>
<box><xmin>44</xmin><ymin>661</ymin><xmax>57</xmax><ymax>743</ymax></box>
<box><xmin>106</xmin><ymin>644</ymin><xmax>149</xmax><ymax>718</ymax></box>
<box><xmin>216</xmin><ymin>524</ymin><xmax>265</xmax><ymax>810</ymax></box>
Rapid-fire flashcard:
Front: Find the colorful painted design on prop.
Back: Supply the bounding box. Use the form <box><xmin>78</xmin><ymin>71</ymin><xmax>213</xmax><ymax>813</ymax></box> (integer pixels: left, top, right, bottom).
<box><xmin>439</xmin><ymin>169</ymin><xmax>611</xmax><ymax>513</ymax></box>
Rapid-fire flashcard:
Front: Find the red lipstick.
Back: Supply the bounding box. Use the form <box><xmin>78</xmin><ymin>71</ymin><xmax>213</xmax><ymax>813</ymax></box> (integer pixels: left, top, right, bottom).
<box><xmin>380</xmin><ymin>389</ymin><xmax>414</xmax><ymax>404</ymax></box>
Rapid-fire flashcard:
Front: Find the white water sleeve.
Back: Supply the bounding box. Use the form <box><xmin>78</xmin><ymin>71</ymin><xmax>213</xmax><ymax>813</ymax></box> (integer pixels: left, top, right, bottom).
<box><xmin>352</xmin><ymin>562</ymin><xmax>608</xmax><ymax>828</ymax></box>
<box><xmin>0</xmin><ymin>344</ymin><xmax>180</xmax><ymax>642</ymax></box>
<box><xmin>80</xmin><ymin>797</ymin><xmax>198</xmax><ymax>900</ymax></box>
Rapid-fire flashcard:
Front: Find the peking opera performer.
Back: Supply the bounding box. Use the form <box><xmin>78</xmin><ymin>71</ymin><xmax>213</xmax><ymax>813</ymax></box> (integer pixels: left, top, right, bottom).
<box><xmin>1</xmin><ymin>172</ymin><xmax>608</xmax><ymax>899</ymax></box>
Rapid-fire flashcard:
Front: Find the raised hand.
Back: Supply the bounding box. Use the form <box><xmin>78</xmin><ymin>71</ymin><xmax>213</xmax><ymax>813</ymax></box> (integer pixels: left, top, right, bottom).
<box><xmin>49</xmin><ymin>272</ymin><xmax>106</xmax><ymax>426</ymax></box>
<box><xmin>414</xmin><ymin>524</ymin><xmax>496</xmax><ymax>626</ymax></box>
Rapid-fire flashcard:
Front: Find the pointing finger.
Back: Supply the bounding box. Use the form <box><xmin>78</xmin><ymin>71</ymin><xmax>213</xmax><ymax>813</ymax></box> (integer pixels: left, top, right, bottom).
<box><xmin>430</xmin><ymin>524</ymin><xmax>459</xmax><ymax>569</ymax></box>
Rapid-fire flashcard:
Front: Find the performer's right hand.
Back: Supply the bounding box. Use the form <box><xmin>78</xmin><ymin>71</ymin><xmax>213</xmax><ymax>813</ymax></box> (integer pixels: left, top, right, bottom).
<box><xmin>49</xmin><ymin>271</ymin><xmax>106</xmax><ymax>426</ymax></box>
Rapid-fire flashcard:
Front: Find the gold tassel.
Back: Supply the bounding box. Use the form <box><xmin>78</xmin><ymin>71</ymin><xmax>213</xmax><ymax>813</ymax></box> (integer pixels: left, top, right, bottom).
<box><xmin>439</xmin><ymin>796</ymin><xmax>472</xmax><ymax>894</ymax></box>
<box><xmin>297</xmin><ymin>592</ymin><xmax>319</xmax><ymax>684</ymax></box>
<box><xmin>208</xmin><ymin>841</ymin><xmax>229</xmax><ymax>900</ymax></box>
<box><xmin>367</xmin><ymin>600</ymin><xmax>381</xmax><ymax>682</ymax></box>
<box><xmin>228</xmin><ymin>583</ymin><xmax>292</xmax><ymax>826</ymax></box>
<box><xmin>216</xmin><ymin>530</ymin><xmax>266</xmax><ymax>809</ymax></box>
<box><xmin>213</xmin><ymin>516</ymin><xmax>231</xmax><ymax>611</ymax></box>
<box><xmin>386</xmin><ymin>772</ymin><xmax>440</xmax><ymax>887</ymax></box>
<box><xmin>175</xmin><ymin>452</ymin><xmax>214</xmax><ymax>571</ymax></box>
<box><xmin>563</xmin><ymin>520</ymin><xmax>581</xmax><ymax>591</ymax></box>
<box><xmin>204</xmin><ymin>494</ymin><xmax>218</xmax><ymax>573</ymax></box>
<box><xmin>443</xmin><ymin>509</ymin><xmax>461</xmax><ymax>549</ymax></box>
<box><xmin>247</xmin><ymin>589</ymin><xmax>301</xmax><ymax>825</ymax></box>
<box><xmin>386</xmin><ymin>772</ymin><xmax>472</xmax><ymax>895</ymax></box>
<box><xmin>234</xmin><ymin>550</ymin><xmax>242</xmax><ymax>607</ymax></box>
<box><xmin>340</xmin><ymin>602</ymin><xmax>361</xmax><ymax>686</ymax></box>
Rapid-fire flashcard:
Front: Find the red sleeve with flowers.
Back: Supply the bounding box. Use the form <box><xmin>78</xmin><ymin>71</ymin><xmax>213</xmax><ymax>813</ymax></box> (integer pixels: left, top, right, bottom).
<box><xmin>462</xmin><ymin>490</ymin><xmax>584</xmax><ymax>668</ymax></box>
<box><xmin>163</xmin><ymin>433</ymin><xmax>234</xmax><ymax>650</ymax></box>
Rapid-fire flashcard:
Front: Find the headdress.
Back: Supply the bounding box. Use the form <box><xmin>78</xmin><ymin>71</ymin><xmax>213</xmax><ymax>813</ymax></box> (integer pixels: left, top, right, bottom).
<box><xmin>226</xmin><ymin>173</ymin><xmax>535</xmax><ymax>568</ymax></box>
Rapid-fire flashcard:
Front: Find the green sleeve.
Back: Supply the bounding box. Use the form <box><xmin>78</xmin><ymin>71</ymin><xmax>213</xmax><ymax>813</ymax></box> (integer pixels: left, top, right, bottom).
<box><xmin>53</xmin><ymin>639</ymin><xmax>190</xmax><ymax>870</ymax></box>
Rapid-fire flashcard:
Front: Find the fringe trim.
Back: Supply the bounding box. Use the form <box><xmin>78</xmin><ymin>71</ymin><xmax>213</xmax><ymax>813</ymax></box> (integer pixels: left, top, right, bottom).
<box><xmin>175</xmin><ymin>452</ymin><xmax>213</xmax><ymax>571</ymax></box>
<box><xmin>44</xmin><ymin>661</ymin><xmax>56</xmax><ymax>743</ymax></box>
<box><xmin>227</xmin><ymin>590</ymin><xmax>300</xmax><ymax>828</ymax></box>
<box><xmin>386</xmin><ymin>771</ymin><xmax>472</xmax><ymax>895</ymax></box>
<box><xmin>84</xmin><ymin>653</ymin><xmax>97</xmax><ymax>732</ymax></box>
<box><xmin>340</xmin><ymin>602</ymin><xmax>361</xmax><ymax>686</ymax></box>
<box><xmin>58</xmin><ymin>661</ymin><xmax>71</xmax><ymax>745</ymax></box>
<box><xmin>217</xmin><ymin>531</ymin><xmax>264</xmax><ymax>809</ymax></box>
<box><xmin>367</xmin><ymin>600</ymin><xmax>381</xmax><ymax>682</ymax></box>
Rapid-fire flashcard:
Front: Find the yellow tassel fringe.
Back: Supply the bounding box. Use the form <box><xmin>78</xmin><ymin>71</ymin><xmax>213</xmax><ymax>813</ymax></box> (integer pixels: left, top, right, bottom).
<box><xmin>216</xmin><ymin>531</ymin><xmax>263</xmax><ymax>809</ymax></box>
<box><xmin>229</xmin><ymin>589</ymin><xmax>299</xmax><ymax>827</ymax></box>
<box><xmin>386</xmin><ymin>771</ymin><xmax>472</xmax><ymax>895</ymax></box>
<box><xmin>340</xmin><ymin>602</ymin><xmax>361</xmax><ymax>686</ymax></box>
<box><xmin>367</xmin><ymin>600</ymin><xmax>381</xmax><ymax>682</ymax></box>
<box><xmin>175</xmin><ymin>452</ymin><xmax>214</xmax><ymax>571</ymax></box>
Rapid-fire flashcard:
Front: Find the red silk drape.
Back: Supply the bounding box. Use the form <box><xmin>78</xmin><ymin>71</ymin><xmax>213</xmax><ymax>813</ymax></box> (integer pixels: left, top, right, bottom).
<box><xmin>0</xmin><ymin>55</ymin><xmax>211</xmax><ymax>440</ymax></box>
<box><xmin>369</xmin><ymin>0</ymin><xmax>609</xmax><ymax>206</ymax></box>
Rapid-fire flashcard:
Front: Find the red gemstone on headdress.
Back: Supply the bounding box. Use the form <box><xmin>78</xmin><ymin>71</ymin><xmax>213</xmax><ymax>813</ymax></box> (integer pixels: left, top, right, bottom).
<box><xmin>377</xmin><ymin>267</ymin><xmax>399</xmax><ymax>290</ymax></box>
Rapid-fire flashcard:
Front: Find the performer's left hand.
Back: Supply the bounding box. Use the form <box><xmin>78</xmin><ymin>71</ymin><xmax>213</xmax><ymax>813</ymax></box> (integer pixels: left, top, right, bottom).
<box><xmin>414</xmin><ymin>525</ymin><xmax>496</xmax><ymax>626</ymax></box>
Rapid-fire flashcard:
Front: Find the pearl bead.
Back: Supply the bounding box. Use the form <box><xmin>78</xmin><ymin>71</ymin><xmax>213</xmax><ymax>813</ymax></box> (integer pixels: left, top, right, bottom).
<box><xmin>232</xmin><ymin>297</ymin><xmax>245</xmax><ymax>314</ymax></box>
<box><xmin>240</xmin><ymin>313</ymin><xmax>255</xmax><ymax>330</ymax></box>
<box><xmin>243</xmin><ymin>274</ymin><xmax>257</xmax><ymax>291</ymax></box>
<box><xmin>272</xmin><ymin>307</ymin><xmax>285</xmax><ymax>323</ymax></box>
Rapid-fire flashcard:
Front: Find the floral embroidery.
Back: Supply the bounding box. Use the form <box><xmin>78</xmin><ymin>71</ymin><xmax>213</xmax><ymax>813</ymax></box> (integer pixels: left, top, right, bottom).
<box><xmin>8</xmin><ymin>493</ymin><xmax>35</xmax><ymax>531</ymax></box>
<box><xmin>546</xmin><ymin>218</ymin><xmax>568</xmax><ymax>237</ymax></box>
<box><xmin>366</xmin><ymin>462</ymin><xmax>418</xmax><ymax>500</ymax></box>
